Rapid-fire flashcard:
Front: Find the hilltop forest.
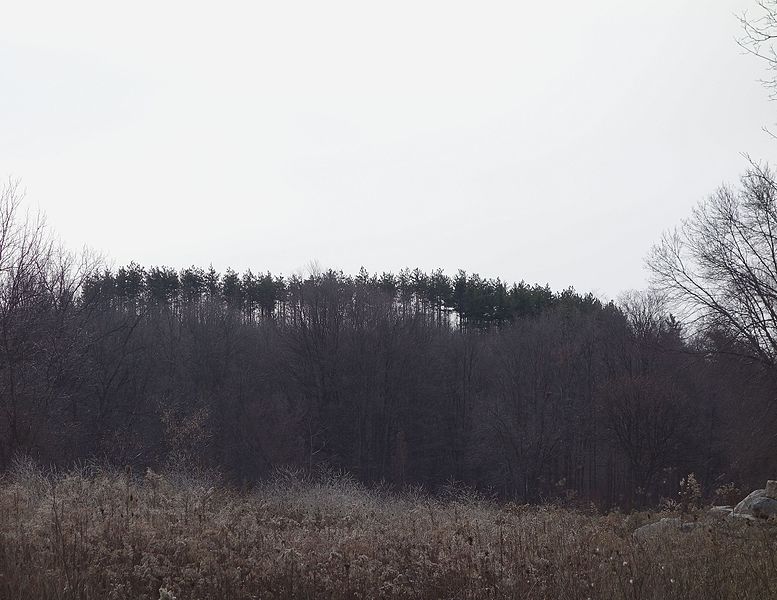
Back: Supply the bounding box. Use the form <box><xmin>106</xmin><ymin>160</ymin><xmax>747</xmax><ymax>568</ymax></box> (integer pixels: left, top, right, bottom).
<box><xmin>1</xmin><ymin>180</ymin><xmax>775</xmax><ymax>510</ymax></box>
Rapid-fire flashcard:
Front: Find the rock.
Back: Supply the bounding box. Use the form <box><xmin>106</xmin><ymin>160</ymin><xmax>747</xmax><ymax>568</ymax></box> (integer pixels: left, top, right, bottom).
<box><xmin>708</xmin><ymin>506</ymin><xmax>733</xmax><ymax>519</ymax></box>
<box><xmin>633</xmin><ymin>517</ymin><xmax>681</xmax><ymax>541</ymax></box>
<box><xmin>733</xmin><ymin>489</ymin><xmax>765</xmax><ymax>517</ymax></box>
<box><xmin>751</xmin><ymin>497</ymin><xmax>777</xmax><ymax>519</ymax></box>
<box><xmin>766</xmin><ymin>480</ymin><xmax>777</xmax><ymax>500</ymax></box>
<box><xmin>680</xmin><ymin>521</ymin><xmax>702</xmax><ymax>532</ymax></box>
<box><xmin>729</xmin><ymin>512</ymin><xmax>756</xmax><ymax>522</ymax></box>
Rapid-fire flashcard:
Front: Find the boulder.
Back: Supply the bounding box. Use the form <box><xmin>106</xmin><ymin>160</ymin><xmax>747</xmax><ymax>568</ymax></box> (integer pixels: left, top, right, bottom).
<box><xmin>633</xmin><ymin>517</ymin><xmax>681</xmax><ymax>541</ymax></box>
<box><xmin>766</xmin><ymin>480</ymin><xmax>777</xmax><ymax>500</ymax></box>
<box><xmin>733</xmin><ymin>489</ymin><xmax>765</xmax><ymax>517</ymax></box>
<box><xmin>751</xmin><ymin>497</ymin><xmax>777</xmax><ymax>519</ymax></box>
<box><xmin>729</xmin><ymin>512</ymin><xmax>756</xmax><ymax>522</ymax></box>
<box><xmin>708</xmin><ymin>506</ymin><xmax>733</xmax><ymax>519</ymax></box>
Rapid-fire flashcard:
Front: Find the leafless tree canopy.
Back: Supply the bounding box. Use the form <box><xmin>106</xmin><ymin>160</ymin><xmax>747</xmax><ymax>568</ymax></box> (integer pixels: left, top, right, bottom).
<box><xmin>648</xmin><ymin>165</ymin><xmax>777</xmax><ymax>368</ymax></box>
<box><xmin>739</xmin><ymin>1</ymin><xmax>777</xmax><ymax>98</ymax></box>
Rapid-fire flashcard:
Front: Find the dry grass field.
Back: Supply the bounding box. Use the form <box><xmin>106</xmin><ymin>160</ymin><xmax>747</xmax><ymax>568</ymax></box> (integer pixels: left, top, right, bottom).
<box><xmin>1</xmin><ymin>462</ymin><xmax>776</xmax><ymax>600</ymax></box>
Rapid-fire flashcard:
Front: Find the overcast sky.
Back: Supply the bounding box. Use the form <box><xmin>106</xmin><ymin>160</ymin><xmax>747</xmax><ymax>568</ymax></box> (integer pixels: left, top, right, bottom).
<box><xmin>2</xmin><ymin>0</ymin><xmax>776</xmax><ymax>298</ymax></box>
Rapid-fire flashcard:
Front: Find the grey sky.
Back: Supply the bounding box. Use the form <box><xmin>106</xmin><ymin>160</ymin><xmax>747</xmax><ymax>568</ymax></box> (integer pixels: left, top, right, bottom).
<box><xmin>2</xmin><ymin>0</ymin><xmax>775</xmax><ymax>298</ymax></box>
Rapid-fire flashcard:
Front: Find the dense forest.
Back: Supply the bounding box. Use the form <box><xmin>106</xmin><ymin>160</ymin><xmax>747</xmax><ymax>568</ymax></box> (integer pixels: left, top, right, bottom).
<box><xmin>1</xmin><ymin>180</ymin><xmax>775</xmax><ymax>510</ymax></box>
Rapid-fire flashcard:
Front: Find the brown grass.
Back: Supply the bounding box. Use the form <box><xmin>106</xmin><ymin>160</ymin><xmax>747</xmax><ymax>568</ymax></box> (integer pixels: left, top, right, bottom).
<box><xmin>1</xmin><ymin>462</ymin><xmax>776</xmax><ymax>600</ymax></box>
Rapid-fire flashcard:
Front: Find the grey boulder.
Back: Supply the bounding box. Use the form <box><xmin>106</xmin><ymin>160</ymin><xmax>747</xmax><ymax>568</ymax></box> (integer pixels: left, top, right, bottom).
<box><xmin>733</xmin><ymin>489</ymin><xmax>766</xmax><ymax>517</ymax></box>
<box><xmin>633</xmin><ymin>517</ymin><xmax>682</xmax><ymax>541</ymax></box>
<box><xmin>708</xmin><ymin>506</ymin><xmax>733</xmax><ymax>519</ymax></box>
<box><xmin>766</xmin><ymin>480</ymin><xmax>777</xmax><ymax>500</ymax></box>
<box><xmin>751</xmin><ymin>497</ymin><xmax>777</xmax><ymax>519</ymax></box>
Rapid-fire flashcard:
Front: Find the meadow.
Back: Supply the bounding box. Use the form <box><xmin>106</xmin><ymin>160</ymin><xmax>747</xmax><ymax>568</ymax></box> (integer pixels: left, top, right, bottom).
<box><xmin>1</xmin><ymin>462</ymin><xmax>776</xmax><ymax>600</ymax></box>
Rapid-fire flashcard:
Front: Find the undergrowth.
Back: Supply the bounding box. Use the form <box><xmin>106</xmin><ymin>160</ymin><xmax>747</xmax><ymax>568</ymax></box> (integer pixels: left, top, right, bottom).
<box><xmin>0</xmin><ymin>461</ymin><xmax>775</xmax><ymax>599</ymax></box>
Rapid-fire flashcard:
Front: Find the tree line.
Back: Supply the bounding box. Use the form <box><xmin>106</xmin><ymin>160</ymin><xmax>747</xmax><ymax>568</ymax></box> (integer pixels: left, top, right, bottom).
<box><xmin>81</xmin><ymin>262</ymin><xmax>595</xmax><ymax>329</ymax></box>
<box><xmin>1</xmin><ymin>181</ymin><xmax>775</xmax><ymax>509</ymax></box>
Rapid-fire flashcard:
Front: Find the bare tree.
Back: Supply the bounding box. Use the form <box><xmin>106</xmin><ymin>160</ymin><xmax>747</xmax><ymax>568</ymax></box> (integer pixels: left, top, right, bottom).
<box><xmin>0</xmin><ymin>179</ymin><xmax>100</xmax><ymax>466</ymax></box>
<box><xmin>0</xmin><ymin>180</ymin><xmax>52</xmax><ymax>463</ymax></box>
<box><xmin>600</xmin><ymin>375</ymin><xmax>696</xmax><ymax>505</ymax></box>
<box><xmin>739</xmin><ymin>1</ymin><xmax>777</xmax><ymax>99</ymax></box>
<box><xmin>648</xmin><ymin>165</ymin><xmax>777</xmax><ymax>370</ymax></box>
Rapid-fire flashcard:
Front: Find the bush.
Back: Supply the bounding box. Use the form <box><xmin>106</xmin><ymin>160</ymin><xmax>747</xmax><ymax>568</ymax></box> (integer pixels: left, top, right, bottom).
<box><xmin>679</xmin><ymin>473</ymin><xmax>702</xmax><ymax>512</ymax></box>
<box><xmin>714</xmin><ymin>482</ymin><xmax>742</xmax><ymax>507</ymax></box>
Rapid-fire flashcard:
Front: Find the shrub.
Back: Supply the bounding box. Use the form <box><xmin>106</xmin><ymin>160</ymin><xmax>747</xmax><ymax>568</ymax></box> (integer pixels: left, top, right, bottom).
<box><xmin>679</xmin><ymin>473</ymin><xmax>702</xmax><ymax>512</ymax></box>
